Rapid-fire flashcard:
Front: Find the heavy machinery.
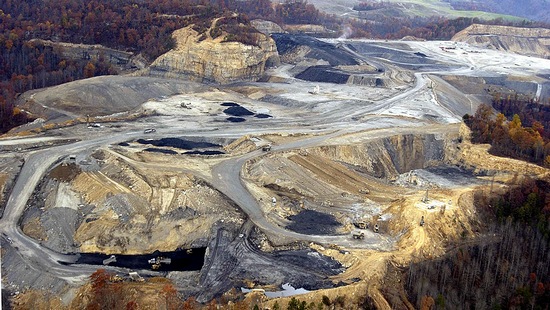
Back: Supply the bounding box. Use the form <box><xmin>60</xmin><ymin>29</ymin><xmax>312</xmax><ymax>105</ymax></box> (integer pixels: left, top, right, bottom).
<box><xmin>148</xmin><ymin>256</ymin><xmax>171</xmax><ymax>270</ymax></box>
<box><xmin>352</xmin><ymin>230</ymin><xmax>365</xmax><ymax>239</ymax></box>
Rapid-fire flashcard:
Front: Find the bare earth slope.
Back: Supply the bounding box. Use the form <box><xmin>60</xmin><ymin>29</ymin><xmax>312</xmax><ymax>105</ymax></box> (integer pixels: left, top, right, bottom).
<box><xmin>19</xmin><ymin>76</ymin><xmax>207</xmax><ymax>121</ymax></box>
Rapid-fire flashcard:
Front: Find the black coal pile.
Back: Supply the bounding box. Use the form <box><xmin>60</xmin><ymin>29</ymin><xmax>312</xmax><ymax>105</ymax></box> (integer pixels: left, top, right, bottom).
<box><xmin>286</xmin><ymin>210</ymin><xmax>341</xmax><ymax>235</ymax></box>
<box><xmin>271</xmin><ymin>33</ymin><xmax>359</xmax><ymax>66</ymax></box>
<box><xmin>226</xmin><ymin>117</ymin><xmax>246</xmax><ymax>122</ymax></box>
<box><xmin>184</xmin><ymin>150</ymin><xmax>225</xmax><ymax>155</ymax></box>
<box><xmin>144</xmin><ymin>148</ymin><xmax>178</xmax><ymax>154</ymax></box>
<box><xmin>296</xmin><ymin>66</ymin><xmax>350</xmax><ymax>84</ymax></box>
<box><xmin>223</xmin><ymin>106</ymin><xmax>255</xmax><ymax>117</ymax></box>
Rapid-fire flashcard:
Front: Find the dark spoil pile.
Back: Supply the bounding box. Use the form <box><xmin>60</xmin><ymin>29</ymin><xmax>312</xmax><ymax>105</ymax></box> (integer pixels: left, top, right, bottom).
<box><xmin>286</xmin><ymin>210</ymin><xmax>341</xmax><ymax>235</ymax></box>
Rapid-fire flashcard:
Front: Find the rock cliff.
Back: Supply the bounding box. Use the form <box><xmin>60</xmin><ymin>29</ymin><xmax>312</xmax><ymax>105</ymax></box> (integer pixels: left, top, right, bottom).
<box><xmin>145</xmin><ymin>25</ymin><xmax>279</xmax><ymax>84</ymax></box>
<box><xmin>452</xmin><ymin>24</ymin><xmax>550</xmax><ymax>58</ymax></box>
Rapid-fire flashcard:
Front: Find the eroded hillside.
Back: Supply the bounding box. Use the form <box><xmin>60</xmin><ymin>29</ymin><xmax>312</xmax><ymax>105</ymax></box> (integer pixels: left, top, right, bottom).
<box><xmin>21</xmin><ymin>149</ymin><xmax>245</xmax><ymax>254</ymax></box>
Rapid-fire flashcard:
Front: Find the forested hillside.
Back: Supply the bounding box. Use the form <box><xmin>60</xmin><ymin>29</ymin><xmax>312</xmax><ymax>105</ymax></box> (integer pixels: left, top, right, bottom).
<box><xmin>0</xmin><ymin>0</ymin><xmax>327</xmax><ymax>133</ymax></box>
<box><xmin>464</xmin><ymin>95</ymin><xmax>550</xmax><ymax>167</ymax></box>
<box><xmin>1</xmin><ymin>0</ymin><xmax>549</xmax><ymax>134</ymax></box>
<box><xmin>445</xmin><ymin>0</ymin><xmax>550</xmax><ymax>23</ymax></box>
<box><xmin>405</xmin><ymin>177</ymin><xmax>550</xmax><ymax>309</ymax></box>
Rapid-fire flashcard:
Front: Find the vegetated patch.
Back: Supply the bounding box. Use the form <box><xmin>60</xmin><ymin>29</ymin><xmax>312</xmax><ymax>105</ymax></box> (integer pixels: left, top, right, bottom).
<box><xmin>143</xmin><ymin>148</ymin><xmax>178</xmax><ymax>155</ymax></box>
<box><xmin>404</xmin><ymin>223</ymin><xmax>550</xmax><ymax>310</ymax></box>
<box><xmin>353</xmin><ymin>1</ymin><xmax>390</xmax><ymax>11</ymax></box>
<box><xmin>286</xmin><ymin>210</ymin><xmax>341</xmax><ymax>235</ymax></box>
<box><xmin>401</xmin><ymin>177</ymin><xmax>550</xmax><ymax>309</ymax></box>
<box><xmin>184</xmin><ymin>150</ymin><xmax>225</xmax><ymax>155</ymax></box>
<box><xmin>48</xmin><ymin>163</ymin><xmax>81</xmax><ymax>182</ymax></box>
<box><xmin>137</xmin><ymin>138</ymin><xmax>221</xmax><ymax>150</ymax></box>
<box><xmin>223</xmin><ymin>106</ymin><xmax>255</xmax><ymax>116</ymax></box>
<box><xmin>226</xmin><ymin>117</ymin><xmax>246</xmax><ymax>123</ymax></box>
<box><xmin>74</xmin><ymin>248</ymin><xmax>206</xmax><ymax>272</ymax></box>
<box><xmin>254</xmin><ymin>113</ymin><xmax>273</xmax><ymax>119</ymax></box>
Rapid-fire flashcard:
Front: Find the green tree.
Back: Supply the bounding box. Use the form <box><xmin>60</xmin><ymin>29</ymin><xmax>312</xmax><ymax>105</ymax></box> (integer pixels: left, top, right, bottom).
<box><xmin>287</xmin><ymin>297</ymin><xmax>300</xmax><ymax>310</ymax></box>
<box><xmin>435</xmin><ymin>294</ymin><xmax>445</xmax><ymax>309</ymax></box>
<box><xmin>321</xmin><ymin>295</ymin><xmax>331</xmax><ymax>307</ymax></box>
<box><xmin>510</xmin><ymin>114</ymin><xmax>522</xmax><ymax>130</ymax></box>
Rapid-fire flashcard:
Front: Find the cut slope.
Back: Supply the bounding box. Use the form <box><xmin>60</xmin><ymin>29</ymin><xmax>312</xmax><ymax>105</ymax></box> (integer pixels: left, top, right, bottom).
<box><xmin>452</xmin><ymin>24</ymin><xmax>550</xmax><ymax>58</ymax></box>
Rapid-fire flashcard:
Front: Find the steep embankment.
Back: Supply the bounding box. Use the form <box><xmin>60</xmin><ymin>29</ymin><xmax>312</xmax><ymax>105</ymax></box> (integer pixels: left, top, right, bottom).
<box><xmin>146</xmin><ymin>20</ymin><xmax>279</xmax><ymax>84</ymax></box>
<box><xmin>452</xmin><ymin>24</ymin><xmax>550</xmax><ymax>58</ymax></box>
<box><xmin>309</xmin><ymin>133</ymin><xmax>454</xmax><ymax>179</ymax></box>
<box><xmin>244</xmin><ymin>130</ymin><xmax>462</xmax><ymax>238</ymax></box>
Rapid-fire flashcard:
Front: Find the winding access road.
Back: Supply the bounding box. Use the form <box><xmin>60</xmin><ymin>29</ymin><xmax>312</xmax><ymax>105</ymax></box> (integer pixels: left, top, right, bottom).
<box><xmin>0</xmin><ymin>39</ymin><xmax>471</xmax><ymax>287</ymax></box>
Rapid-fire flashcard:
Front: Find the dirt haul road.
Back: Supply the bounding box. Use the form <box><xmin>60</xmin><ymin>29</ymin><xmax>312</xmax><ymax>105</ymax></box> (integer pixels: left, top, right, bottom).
<box><xmin>4</xmin><ymin>37</ymin><xmax>544</xmax><ymax>304</ymax></box>
<box><xmin>0</xmin><ymin>77</ymin><xmax>442</xmax><ymax>287</ymax></box>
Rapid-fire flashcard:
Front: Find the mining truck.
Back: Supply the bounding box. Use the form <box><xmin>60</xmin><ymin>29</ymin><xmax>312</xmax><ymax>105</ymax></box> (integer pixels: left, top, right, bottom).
<box><xmin>352</xmin><ymin>230</ymin><xmax>365</xmax><ymax>239</ymax></box>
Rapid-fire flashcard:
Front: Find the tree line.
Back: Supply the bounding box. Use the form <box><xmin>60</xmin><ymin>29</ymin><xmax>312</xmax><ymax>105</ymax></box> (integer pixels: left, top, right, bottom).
<box><xmin>348</xmin><ymin>15</ymin><xmax>550</xmax><ymax>40</ymax></box>
<box><xmin>353</xmin><ymin>1</ymin><xmax>391</xmax><ymax>12</ymax></box>
<box><xmin>0</xmin><ymin>0</ymin><xmax>329</xmax><ymax>134</ymax></box>
<box><xmin>2</xmin><ymin>0</ymin><xmax>549</xmax><ymax>134</ymax></box>
<box><xmin>405</xmin><ymin>177</ymin><xmax>550</xmax><ymax>309</ymax></box>
<box><xmin>78</xmin><ymin>269</ymin><xmax>374</xmax><ymax>310</ymax></box>
<box><xmin>464</xmin><ymin>99</ymin><xmax>550</xmax><ymax>167</ymax></box>
<box><xmin>406</xmin><ymin>222</ymin><xmax>550</xmax><ymax>309</ymax></box>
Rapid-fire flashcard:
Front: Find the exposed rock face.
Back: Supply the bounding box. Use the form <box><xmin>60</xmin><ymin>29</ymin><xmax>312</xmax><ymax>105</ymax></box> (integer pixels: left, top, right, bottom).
<box><xmin>452</xmin><ymin>24</ymin><xmax>550</xmax><ymax>58</ymax></box>
<box><xmin>309</xmin><ymin>133</ymin><xmax>455</xmax><ymax>179</ymax></box>
<box><xmin>147</xmin><ymin>26</ymin><xmax>279</xmax><ymax>84</ymax></box>
<box><xmin>251</xmin><ymin>19</ymin><xmax>284</xmax><ymax>35</ymax></box>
